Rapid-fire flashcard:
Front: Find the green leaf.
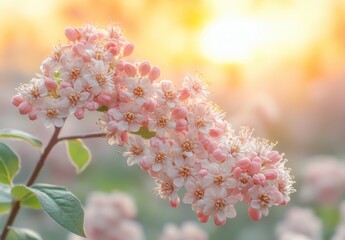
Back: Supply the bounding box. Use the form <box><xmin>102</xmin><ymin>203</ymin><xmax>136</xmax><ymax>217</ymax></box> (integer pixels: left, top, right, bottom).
<box><xmin>30</xmin><ymin>184</ymin><xmax>86</xmax><ymax>237</ymax></box>
<box><xmin>66</xmin><ymin>139</ymin><xmax>91</xmax><ymax>173</ymax></box>
<box><xmin>7</xmin><ymin>227</ymin><xmax>42</xmax><ymax>240</ymax></box>
<box><xmin>0</xmin><ymin>129</ymin><xmax>42</xmax><ymax>148</ymax></box>
<box><xmin>97</xmin><ymin>105</ymin><xmax>108</xmax><ymax>112</ymax></box>
<box><xmin>0</xmin><ymin>142</ymin><xmax>20</xmax><ymax>185</ymax></box>
<box><xmin>0</xmin><ymin>184</ymin><xmax>12</xmax><ymax>214</ymax></box>
<box><xmin>11</xmin><ymin>185</ymin><xmax>41</xmax><ymax>209</ymax></box>
<box><xmin>131</xmin><ymin>126</ymin><xmax>156</xmax><ymax>139</ymax></box>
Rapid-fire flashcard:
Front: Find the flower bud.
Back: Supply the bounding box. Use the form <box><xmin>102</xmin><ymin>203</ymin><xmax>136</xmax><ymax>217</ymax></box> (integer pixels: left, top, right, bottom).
<box><xmin>44</xmin><ymin>78</ymin><xmax>58</xmax><ymax>91</ymax></box>
<box><xmin>123</xmin><ymin>43</ymin><xmax>135</xmax><ymax>57</ymax></box>
<box><xmin>11</xmin><ymin>95</ymin><xmax>25</xmax><ymax>107</ymax></box>
<box><xmin>139</xmin><ymin>61</ymin><xmax>151</xmax><ymax>76</ymax></box>
<box><xmin>248</xmin><ymin>207</ymin><xmax>262</xmax><ymax>221</ymax></box>
<box><xmin>74</xmin><ymin>108</ymin><xmax>85</xmax><ymax>120</ymax></box>
<box><xmin>64</xmin><ymin>27</ymin><xmax>80</xmax><ymax>41</ymax></box>
<box><xmin>18</xmin><ymin>101</ymin><xmax>32</xmax><ymax>115</ymax></box>
<box><xmin>125</xmin><ymin>63</ymin><xmax>137</xmax><ymax>77</ymax></box>
<box><xmin>148</xmin><ymin>67</ymin><xmax>160</xmax><ymax>82</ymax></box>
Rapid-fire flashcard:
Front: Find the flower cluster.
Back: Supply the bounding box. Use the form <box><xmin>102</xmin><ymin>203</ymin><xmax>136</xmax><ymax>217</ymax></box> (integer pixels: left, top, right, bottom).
<box><xmin>275</xmin><ymin>207</ymin><xmax>322</xmax><ymax>240</ymax></box>
<box><xmin>12</xmin><ymin>24</ymin><xmax>159</xmax><ymax>127</ymax></box>
<box><xmin>69</xmin><ymin>191</ymin><xmax>145</xmax><ymax>240</ymax></box>
<box><xmin>299</xmin><ymin>156</ymin><xmax>345</xmax><ymax>204</ymax></box>
<box><xmin>159</xmin><ymin>222</ymin><xmax>208</xmax><ymax>240</ymax></box>
<box><xmin>12</xmin><ymin>24</ymin><xmax>294</xmax><ymax>226</ymax></box>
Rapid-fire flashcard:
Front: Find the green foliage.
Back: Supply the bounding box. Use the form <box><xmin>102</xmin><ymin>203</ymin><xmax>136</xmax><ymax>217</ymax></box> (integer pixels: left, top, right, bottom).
<box><xmin>66</xmin><ymin>139</ymin><xmax>91</xmax><ymax>173</ymax></box>
<box><xmin>131</xmin><ymin>126</ymin><xmax>156</xmax><ymax>139</ymax></box>
<box><xmin>97</xmin><ymin>105</ymin><xmax>109</xmax><ymax>112</ymax></box>
<box><xmin>7</xmin><ymin>227</ymin><xmax>42</xmax><ymax>240</ymax></box>
<box><xmin>0</xmin><ymin>129</ymin><xmax>42</xmax><ymax>148</ymax></box>
<box><xmin>11</xmin><ymin>185</ymin><xmax>41</xmax><ymax>209</ymax></box>
<box><xmin>0</xmin><ymin>184</ymin><xmax>12</xmax><ymax>214</ymax></box>
<box><xmin>0</xmin><ymin>142</ymin><xmax>20</xmax><ymax>185</ymax></box>
<box><xmin>29</xmin><ymin>184</ymin><xmax>86</xmax><ymax>237</ymax></box>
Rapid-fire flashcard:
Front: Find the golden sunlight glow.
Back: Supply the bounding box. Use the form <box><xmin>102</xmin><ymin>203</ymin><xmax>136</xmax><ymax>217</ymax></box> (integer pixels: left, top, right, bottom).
<box><xmin>199</xmin><ymin>16</ymin><xmax>268</xmax><ymax>63</ymax></box>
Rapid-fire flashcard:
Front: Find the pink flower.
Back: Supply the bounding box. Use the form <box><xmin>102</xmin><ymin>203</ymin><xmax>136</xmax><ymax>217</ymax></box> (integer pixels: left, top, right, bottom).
<box><xmin>197</xmin><ymin>187</ymin><xmax>239</xmax><ymax>226</ymax></box>
<box><xmin>123</xmin><ymin>136</ymin><xmax>148</xmax><ymax>166</ymax></box>
<box><xmin>85</xmin><ymin>59</ymin><xmax>114</xmax><ymax>95</ymax></box>
<box><xmin>108</xmin><ymin>102</ymin><xmax>144</xmax><ymax>132</ymax></box>
<box><xmin>37</xmin><ymin>99</ymin><xmax>68</xmax><ymax>127</ymax></box>
<box><xmin>126</xmin><ymin>77</ymin><xmax>154</xmax><ymax>105</ymax></box>
<box><xmin>248</xmin><ymin>185</ymin><xmax>283</xmax><ymax>219</ymax></box>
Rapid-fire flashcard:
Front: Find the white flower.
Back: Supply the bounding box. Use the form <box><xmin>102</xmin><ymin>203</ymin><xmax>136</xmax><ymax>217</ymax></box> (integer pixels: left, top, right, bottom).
<box><xmin>37</xmin><ymin>99</ymin><xmax>69</xmax><ymax>127</ymax></box>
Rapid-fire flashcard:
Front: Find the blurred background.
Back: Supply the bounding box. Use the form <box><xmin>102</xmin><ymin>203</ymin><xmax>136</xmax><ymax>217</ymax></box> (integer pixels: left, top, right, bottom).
<box><xmin>1</xmin><ymin>0</ymin><xmax>345</xmax><ymax>239</ymax></box>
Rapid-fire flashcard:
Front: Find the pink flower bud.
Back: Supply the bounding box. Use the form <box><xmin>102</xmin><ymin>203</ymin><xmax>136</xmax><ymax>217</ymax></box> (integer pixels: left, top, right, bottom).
<box><xmin>232</xmin><ymin>167</ymin><xmax>243</xmax><ymax>178</ymax></box>
<box><xmin>179</xmin><ymin>87</ymin><xmax>190</xmax><ymax>101</ymax></box>
<box><xmin>171</xmin><ymin>106</ymin><xmax>187</xmax><ymax>119</ymax></box>
<box><xmin>263</xmin><ymin>169</ymin><xmax>278</xmax><ymax>180</ymax></box>
<box><xmin>253</xmin><ymin>173</ymin><xmax>266</xmax><ymax>185</ymax></box>
<box><xmin>86</xmin><ymin>101</ymin><xmax>100</xmax><ymax>111</ymax></box>
<box><xmin>197</xmin><ymin>211</ymin><xmax>210</xmax><ymax>223</ymax></box>
<box><xmin>267</xmin><ymin>151</ymin><xmax>282</xmax><ymax>163</ymax></box>
<box><xmin>18</xmin><ymin>101</ymin><xmax>32</xmax><ymax>115</ymax></box>
<box><xmin>148</xmin><ymin>67</ymin><xmax>160</xmax><ymax>82</ymax></box>
<box><xmin>72</xmin><ymin>42</ymin><xmax>85</xmax><ymax>57</ymax></box>
<box><xmin>123</xmin><ymin>43</ymin><xmax>135</xmax><ymax>57</ymax></box>
<box><xmin>175</xmin><ymin>119</ymin><xmax>188</xmax><ymax>132</ymax></box>
<box><xmin>74</xmin><ymin>108</ymin><xmax>85</xmax><ymax>120</ymax></box>
<box><xmin>44</xmin><ymin>78</ymin><xmax>58</xmax><ymax>91</ymax></box>
<box><xmin>64</xmin><ymin>27</ymin><xmax>80</xmax><ymax>41</ymax></box>
<box><xmin>11</xmin><ymin>95</ymin><xmax>25</xmax><ymax>107</ymax></box>
<box><xmin>169</xmin><ymin>197</ymin><xmax>180</xmax><ymax>208</ymax></box>
<box><xmin>209</xmin><ymin>128</ymin><xmax>222</xmax><ymax>138</ymax></box>
<box><xmin>236</xmin><ymin>158</ymin><xmax>251</xmax><ymax>169</ymax></box>
<box><xmin>214</xmin><ymin>215</ymin><xmax>226</xmax><ymax>226</ymax></box>
<box><xmin>139</xmin><ymin>61</ymin><xmax>151</xmax><ymax>76</ymax></box>
<box><xmin>97</xmin><ymin>94</ymin><xmax>111</xmax><ymax>105</ymax></box>
<box><xmin>198</xmin><ymin>168</ymin><xmax>208</xmax><ymax>177</ymax></box>
<box><xmin>249</xmin><ymin>157</ymin><xmax>262</xmax><ymax>175</ymax></box>
<box><xmin>119</xmin><ymin>131</ymin><xmax>128</xmax><ymax>146</ymax></box>
<box><xmin>124</xmin><ymin>63</ymin><xmax>137</xmax><ymax>77</ymax></box>
<box><xmin>213</xmin><ymin>149</ymin><xmax>227</xmax><ymax>162</ymax></box>
<box><xmin>28</xmin><ymin>110</ymin><xmax>37</xmax><ymax>120</ymax></box>
<box><xmin>116</xmin><ymin>60</ymin><xmax>126</xmax><ymax>71</ymax></box>
<box><xmin>248</xmin><ymin>207</ymin><xmax>262</xmax><ymax>221</ymax></box>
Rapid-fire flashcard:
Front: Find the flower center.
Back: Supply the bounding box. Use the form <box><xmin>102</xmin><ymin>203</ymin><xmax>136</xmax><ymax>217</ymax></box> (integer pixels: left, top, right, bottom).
<box><xmin>259</xmin><ymin>194</ymin><xmax>270</xmax><ymax>206</ymax></box>
<box><xmin>30</xmin><ymin>86</ymin><xmax>40</xmax><ymax>99</ymax></box>
<box><xmin>157</xmin><ymin>117</ymin><xmax>167</xmax><ymax>127</ymax></box>
<box><xmin>155</xmin><ymin>153</ymin><xmax>166</xmax><ymax>163</ymax></box>
<box><xmin>46</xmin><ymin>108</ymin><xmax>58</xmax><ymax>119</ymax></box>
<box><xmin>133</xmin><ymin>86</ymin><xmax>144</xmax><ymax>97</ymax></box>
<box><xmin>179</xmin><ymin>166</ymin><xmax>191</xmax><ymax>177</ymax></box>
<box><xmin>194</xmin><ymin>188</ymin><xmax>204</xmax><ymax>200</ymax></box>
<box><xmin>130</xmin><ymin>146</ymin><xmax>143</xmax><ymax>155</ymax></box>
<box><xmin>196</xmin><ymin>117</ymin><xmax>205</xmax><ymax>128</ymax></box>
<box><xmin>124</xmin><ymin>112</ymin><xmax>135</xmax><ymax>122</ymax></box>
<box><xmin>214</xmin><ymin>175</ymin><xmax>225</xmax><ymax>185</ymax></box>
<box><xmin>70</xmin><ymin>68</ymin><xmax>81</xmax><ymax>80</ymax></box>
<box><xmin>94</xmin><ymin>50</ymin><xmax>103</xmax><ymax>60</ymax></box>
<box><xmin>68</xmin><ymin>93</ymin><xmax>80</xmax><ymax>106</ymax></box>
<box><xmin>95</xmin><ymin>73</ymin><xmax>106</xmax><ymax>86</ymax></box>
<box><xmin>182</xmin><ymin>140</ymin><xmax>193</xmax><ymax>152</ymax></box>
<box><xmin>215</xmin><ymin>199</ymin><xmax>226</xmax><ymax>210</ymax></box>
<box><xmin>164</xmin><ymin>90</ymin><xmax>175</xmax><ymax>100</ymax></box>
